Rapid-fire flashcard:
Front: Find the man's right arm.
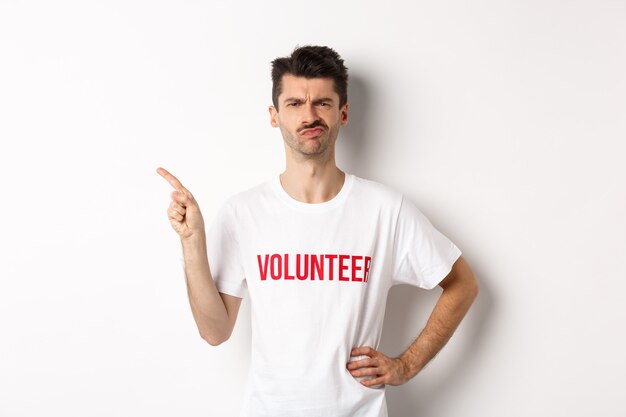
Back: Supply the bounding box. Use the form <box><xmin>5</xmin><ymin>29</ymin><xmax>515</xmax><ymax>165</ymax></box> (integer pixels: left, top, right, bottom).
<box><xmin>181</xmin><ymin>234</ymin><xmax>242</xmax><ymax>346</ymax></box>
<box><xmin>156</xmin><ymin>166</ymin><xmax>241</xmax><ymax>346</ymax></box>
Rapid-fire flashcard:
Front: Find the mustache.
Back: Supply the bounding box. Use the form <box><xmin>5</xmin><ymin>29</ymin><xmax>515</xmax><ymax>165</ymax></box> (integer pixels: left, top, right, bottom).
<box><xmin>299</xmin><ymin>120</ymin><xmax>326</xmax><ymax>131</ymax></box>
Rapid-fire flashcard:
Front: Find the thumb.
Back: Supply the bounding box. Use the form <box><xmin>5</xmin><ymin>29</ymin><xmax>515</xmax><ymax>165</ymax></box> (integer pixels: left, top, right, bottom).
<box><xmin>171</xmin><ymin>190</ymin><xmax>188</xmax><ymax>207</ymax></box>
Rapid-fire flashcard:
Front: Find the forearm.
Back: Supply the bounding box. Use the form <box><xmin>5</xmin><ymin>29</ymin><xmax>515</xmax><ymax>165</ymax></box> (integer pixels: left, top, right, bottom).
<box><xmin>397</xmin><ymin>283</ymin><xmax>478</xmax><ymax>379</ymax></box>
<box><xmin>180</xmin><ymin>234</ymin><xmax>230</xmax><ymax>345</ymax></box>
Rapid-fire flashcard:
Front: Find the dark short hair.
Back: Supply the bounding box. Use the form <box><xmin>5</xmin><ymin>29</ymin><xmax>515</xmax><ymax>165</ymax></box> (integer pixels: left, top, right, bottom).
<box><xmin>271</xmin><ymin>45</ymin><xmax>348</xmax><ymax>110</ymax></box>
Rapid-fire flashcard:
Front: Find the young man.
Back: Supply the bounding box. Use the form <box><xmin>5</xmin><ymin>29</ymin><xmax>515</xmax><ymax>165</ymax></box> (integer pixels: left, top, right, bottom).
<box><xmin>157</xmin><ymin>45</ymin><xmax>478</xmax><ymax>417</ymax></box>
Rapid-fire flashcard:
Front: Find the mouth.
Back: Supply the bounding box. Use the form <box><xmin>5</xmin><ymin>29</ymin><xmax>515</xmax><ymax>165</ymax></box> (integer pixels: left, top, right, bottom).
<box><xmin>299</xmin><ymin>127</ymin><xmax>324</xmax><ymax>137</ymax></box>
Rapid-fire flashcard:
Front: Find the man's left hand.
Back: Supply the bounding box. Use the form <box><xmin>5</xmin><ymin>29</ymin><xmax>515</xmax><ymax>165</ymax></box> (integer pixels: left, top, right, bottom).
<box><xmin>347</xmin><ymin>346</ymin><xmax>410</xmax><ymax>387</ymax></box>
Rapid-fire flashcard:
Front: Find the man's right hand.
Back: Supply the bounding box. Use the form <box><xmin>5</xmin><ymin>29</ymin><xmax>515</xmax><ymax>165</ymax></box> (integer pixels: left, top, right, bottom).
<box><xmin>157</xmin><ymin>167</ymin><xmax>206</xmax><ymax>241</ymax></box>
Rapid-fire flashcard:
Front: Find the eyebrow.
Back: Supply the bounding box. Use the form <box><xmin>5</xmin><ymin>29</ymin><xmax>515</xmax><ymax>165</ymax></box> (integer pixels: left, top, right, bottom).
<box><xmin>283</xmin><ymin>97</ymin><xmax>335</xmax><ymax>104</ymax></box>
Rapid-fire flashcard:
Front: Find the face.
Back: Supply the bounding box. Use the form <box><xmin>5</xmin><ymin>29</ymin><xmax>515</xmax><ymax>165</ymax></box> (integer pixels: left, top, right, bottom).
<box><xmin>269</xmin><ymin>74</ymin><xmax>348</xmax><ymax>159</ymax></box>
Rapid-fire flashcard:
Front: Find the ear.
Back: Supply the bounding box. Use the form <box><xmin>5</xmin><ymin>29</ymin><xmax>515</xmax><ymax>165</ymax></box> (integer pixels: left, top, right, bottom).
<box><xmin>269</xmin><ymin>105</ymin><xmax>279</xmax><ymax>127</ymax></box>
<box><xmin>340</xmin><ymin>102</ymin><xmax>349</xmax><ymax>126</ymax></box>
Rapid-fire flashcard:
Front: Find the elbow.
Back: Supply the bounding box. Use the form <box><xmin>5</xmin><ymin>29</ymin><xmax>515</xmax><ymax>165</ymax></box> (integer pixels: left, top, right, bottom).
<box><xmin>468</xmin><ymin>275</ymin><xmax>479</xmax><ymax>301</ymax></box>
<box><xmin>461</xmin><ymin>259</ymin><xmax>479</xmax><ymax>301</ymax></box>
<box><xmin>200</xmin><ymin>331</ymin><xmax>229</xmax><ymax>347</ymax></box>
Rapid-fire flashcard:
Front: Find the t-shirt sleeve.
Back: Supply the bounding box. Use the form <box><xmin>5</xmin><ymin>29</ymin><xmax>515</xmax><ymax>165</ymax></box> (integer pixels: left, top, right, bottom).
<box><xmin>204</xmin><ymin>201</ymin><xmax>248</xmax><ymax>298</ymax></box>
<box><xmin>391</xmin><ymin>195</ymin><xmax>462</xmax><ymax>290</ymax></box>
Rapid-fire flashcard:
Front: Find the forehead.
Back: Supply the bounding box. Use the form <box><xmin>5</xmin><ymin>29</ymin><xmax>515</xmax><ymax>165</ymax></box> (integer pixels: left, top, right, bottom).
<box><xmin>279</xmin><ymin>74</ymin><xmax>338</xmax><ymax>101</ymax></box>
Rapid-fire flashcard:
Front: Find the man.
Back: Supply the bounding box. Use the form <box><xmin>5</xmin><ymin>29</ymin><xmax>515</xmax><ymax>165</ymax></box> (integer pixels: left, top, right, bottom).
<box><xmin>157</xmin><ymin>45</ymin><xmax>478</xmax><ymax>417</ymax></box>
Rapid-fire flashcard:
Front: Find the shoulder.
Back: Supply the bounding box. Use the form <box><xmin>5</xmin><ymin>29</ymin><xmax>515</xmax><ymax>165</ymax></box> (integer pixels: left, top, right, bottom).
<box><xmin>350</xmin><ymin>173</ymin><xmax>404</xmax><ymax>206</ymax></box>
<box><xmin>219</xmin><ymin>177</ymin><xmax>274</xmax><ymax>211</ymax></box>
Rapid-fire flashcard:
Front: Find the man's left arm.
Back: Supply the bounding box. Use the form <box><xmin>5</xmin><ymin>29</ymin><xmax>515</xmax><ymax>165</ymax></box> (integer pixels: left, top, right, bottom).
<box><xmin>347</xmin><ymin>255</ymin><xmax>479</xmax><ymax>387</ymax></box>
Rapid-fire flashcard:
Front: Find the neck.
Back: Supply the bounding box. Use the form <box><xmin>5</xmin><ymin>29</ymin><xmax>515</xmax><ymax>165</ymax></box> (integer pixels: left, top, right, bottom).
<box><xmin>279</xmin><ymin>159</ymin><xmax>346</xmax><ymax>204</ymax></box>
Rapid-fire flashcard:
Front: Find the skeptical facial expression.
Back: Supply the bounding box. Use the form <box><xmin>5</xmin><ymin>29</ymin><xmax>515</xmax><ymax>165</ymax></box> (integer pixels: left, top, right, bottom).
<box><xmin>269</xmin><ymin>74</ymin><xmax>348</xmax><ymax>159</ymax></box>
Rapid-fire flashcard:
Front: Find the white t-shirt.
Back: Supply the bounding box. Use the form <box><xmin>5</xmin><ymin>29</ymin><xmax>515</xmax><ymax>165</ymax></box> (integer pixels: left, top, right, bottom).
<box><xmin>204</xmin><ymin>172</ymin><xmax>461</xmax><ymax>417</ymax></box>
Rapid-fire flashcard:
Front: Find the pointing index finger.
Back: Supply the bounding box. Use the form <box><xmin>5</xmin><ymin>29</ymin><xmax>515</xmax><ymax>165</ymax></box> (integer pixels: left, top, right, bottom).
<box><xmin>156</xmin><ymin>167</ymin><xmax>186</xmax><ymax>192</ymax></box>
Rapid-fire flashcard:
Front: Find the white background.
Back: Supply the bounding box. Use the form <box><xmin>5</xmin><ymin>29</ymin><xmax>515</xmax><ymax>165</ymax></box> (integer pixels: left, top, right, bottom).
<box><xmin>1</xmin><ymin>1</ymin><xmax>625</xmax><ymax>416</ymax></box>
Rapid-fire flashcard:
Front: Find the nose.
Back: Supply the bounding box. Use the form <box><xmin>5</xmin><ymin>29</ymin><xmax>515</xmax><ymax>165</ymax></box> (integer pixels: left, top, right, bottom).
<box><xmin>301</xmin><ymin>102</ymin><xmax>319</xmax><ymax>126</ymax></box>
